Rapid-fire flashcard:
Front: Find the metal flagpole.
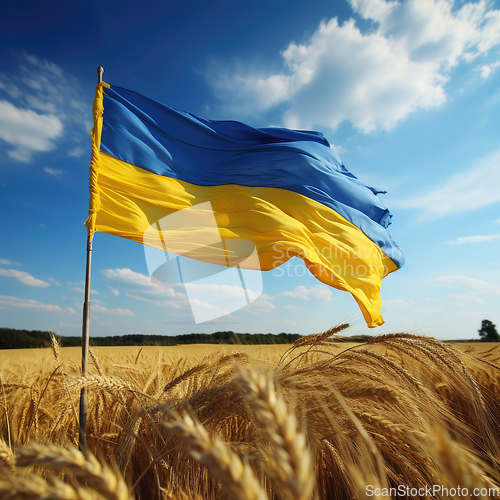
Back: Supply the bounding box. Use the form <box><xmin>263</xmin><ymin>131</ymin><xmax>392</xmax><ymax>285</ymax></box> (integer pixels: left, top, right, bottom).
<box><xmin>79</xmin><ymin>66</ymin><xmax>104</xmax><ymax>455</ymax></box>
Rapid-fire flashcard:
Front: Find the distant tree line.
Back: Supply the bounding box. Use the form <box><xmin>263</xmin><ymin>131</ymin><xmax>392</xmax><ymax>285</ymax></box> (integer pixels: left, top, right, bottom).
<box><xmin>0</xmin><ymin>328</ymin><xmax>301</xmax><ymax>349</ymax></box>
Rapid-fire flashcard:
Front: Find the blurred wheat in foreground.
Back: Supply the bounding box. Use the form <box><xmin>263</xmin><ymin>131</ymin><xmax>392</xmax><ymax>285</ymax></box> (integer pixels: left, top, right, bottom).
<box><xmin>1</xmin><ymin>327</ymin><xmax>500</xmax><ymax>499</ymax></box>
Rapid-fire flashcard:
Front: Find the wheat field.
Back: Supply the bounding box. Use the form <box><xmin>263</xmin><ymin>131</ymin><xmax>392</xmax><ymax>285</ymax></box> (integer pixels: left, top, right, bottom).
<box><xmin>1</xmin><ymin>326</ymin><xmax>500</xmax><ymax>499</ymax></box>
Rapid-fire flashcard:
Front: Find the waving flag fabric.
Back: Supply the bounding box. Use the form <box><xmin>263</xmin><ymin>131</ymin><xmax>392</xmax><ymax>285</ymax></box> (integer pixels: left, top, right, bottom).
<box><xmin>85</xmin><ymin>82</ymin><xmax>403</xmax><ymax>327</ymax></box>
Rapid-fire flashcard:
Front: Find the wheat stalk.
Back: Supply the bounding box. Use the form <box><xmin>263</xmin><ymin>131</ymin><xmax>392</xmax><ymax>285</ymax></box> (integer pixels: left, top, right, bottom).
<box><xmin>134</xmin><ymin>347</ymin><xmax>143</xmax><ymax>365</ymax></box>
<box><xmin>49</xmin><ymin>334</ymin><xmax>79</xmax><ymax>429</ymax></box>
<box><xmin>0</xmin><ymin>372</ymin><xmax>11</xmax><ymax>451</ymax></box>
<box><xmin>238</xmin><ymin>367</ymin><xmax>315</xmax><ymax>500</ymax></box>
<box><xmin>72</xmin><ymin>375</ymin><xmax>152</xmax><ymax>404</ymax></box>
<box><xmin>89</xmin><ymin>349</ymin><xmax>104</xmax><ymax>377</ymax></box>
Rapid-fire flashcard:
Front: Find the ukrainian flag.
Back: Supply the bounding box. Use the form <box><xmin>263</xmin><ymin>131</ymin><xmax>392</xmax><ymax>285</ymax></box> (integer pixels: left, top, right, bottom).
<box><xmin>85</xmin><ymin>82</ymin><xmax>403</xmax><ymax>327</ymax></box>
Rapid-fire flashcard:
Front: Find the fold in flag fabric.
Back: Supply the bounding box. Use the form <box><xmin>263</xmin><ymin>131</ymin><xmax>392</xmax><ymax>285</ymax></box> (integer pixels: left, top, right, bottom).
<box><xmin>85</xmin><ymin>82</ymin><xmax>404</xmax><ymax>327</ymax></box>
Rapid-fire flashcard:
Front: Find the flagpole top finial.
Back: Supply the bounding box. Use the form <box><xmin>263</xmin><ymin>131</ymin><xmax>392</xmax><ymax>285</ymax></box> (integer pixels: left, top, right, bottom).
<box><xmin>97</xmin><ymin>66</ymin><xmax>104</xmax><ymax>84</ymax></box>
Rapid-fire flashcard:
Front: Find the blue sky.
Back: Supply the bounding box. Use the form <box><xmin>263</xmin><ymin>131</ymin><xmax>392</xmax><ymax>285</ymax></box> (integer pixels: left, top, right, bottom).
<box><xmin>0</xmin><ymin>0</ymin><xmax>499</xmax><ymax>340</ymax></box>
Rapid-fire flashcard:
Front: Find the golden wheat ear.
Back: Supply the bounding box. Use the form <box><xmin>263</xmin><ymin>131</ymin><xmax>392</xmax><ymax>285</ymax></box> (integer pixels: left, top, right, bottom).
<box><xmin>164</xmin><ymin>412</ymin><xmax>268</xmax><ymax>500</ymax></box>
<box><xmin>15</xmin><ymin>443</ymin><xmax>132</xmax><ymax>500</ymax></box>
<box><xmin>278</xmin><ymin>323</ymin><xmax>350</xmax><ymax>367</ymax></box>
<box><xmin>49</xmin><ymin>333</ymin><xmax>60</xmax><ymax>364</ymax></box>
<box><xmin>0</xmin><ymin>438</ymin><xmax>14</xmax><ymax>470</ymax></box>
<box><xmin>89</xmin><ymin>349</ymin><xmax>104</xmax><ymax>377</ymax></box>
<box><xmin>237</xmin><ymin>367</ymin><xmax>315</xmax><ymax>500</ymax></box>
<box><xmin>293</xmin><ymin>323</ymin><xmax>350</xmax><ymax>349</ymax></box>
<box><xmin>0</xmin><ymin>474</ymin><xmax>101</xmax><ymax>500</ymax></box>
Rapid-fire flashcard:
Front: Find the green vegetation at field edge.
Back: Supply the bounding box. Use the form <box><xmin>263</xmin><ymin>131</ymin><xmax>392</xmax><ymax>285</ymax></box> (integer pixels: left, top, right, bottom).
<box><xmin>0</xmin><ymin>327</ymin><xmax>301</xmax><ymax>349</ymax></box>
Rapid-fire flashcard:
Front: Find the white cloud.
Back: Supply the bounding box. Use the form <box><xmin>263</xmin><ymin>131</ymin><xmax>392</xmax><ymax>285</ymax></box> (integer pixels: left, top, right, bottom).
<box><xmin>126</xmin><ymin>293</ymin><xmax>188</xmax><ymax>309</ymax></box>
<box><xmin>449</xmin><ymin>234</ymin><xmax>500</xmax><ymax>244</ymax></box>
<box><xmin>48</xmin><ymin>277</ymin><xmax>60</xmax><ymax>285</ymax></box>
<box><xmin>0</xmin><ymin>54</ymin><xmax>90</xmax><ymax>162</ymax></box>
<box><xmin>101</xmin><ymin>268</ymin><xmax>184</xmax><ymax>298</ymax></box>
<box><xmin>44</xmin><ymin>167</ymin><xmax>63</xmax><ymax>177</ymax></box>
<box><xmin>68</xmin><ymin>146</ymin><xmax>86</xmax><ymax>157</ymax></box>
<box><xmin>280</xmin><ymin>285</ymin><xmax>332</xmax><ymax>301</ymax></box>
<box><xmin>285</xmin><ymin>304</ymin><xmax>303</xmax><ymax>310</ymax></box>
<box><xmin>58</xmin><ymin>322</ymin><xmax>79</xmax><ymax>330</ymax></box>
<box><xmin>0</xmin><ymin>269</ymin><xmax>49</xmax><ymax>287</ymax></box>
<box><xmin>108</xmin><ymin>286</ymin><xmax>120</xmax><ymax>296</ymax></box>
<box><xmin>382</xmin><ymin>298</ymin><xmax>445</xmax><ymax>314</ymax></box>
<box><xmin>187</xmin><ymin>297</ymin><xmax>234</xmax><ymax>319</ymax></box>
<box><xmin>260</xmin><ymin>293</ymin><xmax>274</xmax><ymax>301</ymax></box>
<box><xmin>211</xmin><ymin>0</ymin><xmax>500</xmax><ymax>133</ymax></box>
<box><xmin>92</xmin><ymin>304</ymin><xmax>135</xmax><ymax>317</ymax></box>
<box><xmin>414</xmin><ymin>305</ymin><xmax>446</xmax><ymax>314</ymax></box>
<box><xmin>383</xmin><ymin>299</ymin><xmax>416</xmax><ymax>309</ymax></box>
<box><xmin>71</xmin><ymin>287</ymin><xmax>99</xmax><ymax>295</ymax></box>
<box><xmin>102</xmin><ymin>268</ymin><xmax>158</xmax><ymax>288</ymax></box>
<box><xmin>0</xmin><ymin>100</ymin><xmax>63</xmax><ymax>161</ymax></box>
<box><xmin>435</xmin><ymin>275</ymin><xmax>500</xmax><ymax>294</ymax></box>
<box><xmin>0</xmin><ymin>295</ymin><xmax>74</xmax><ymax>313</ymax></box>
<box><xmin>200</xmin><ymin>316</ymin><xmax>240</xmax><ymax>325</ymax></box>
<box><xmin>245</xmin><ymin>299</ymin><xmax>276</xmax><ymax>313</ymax></box>
<box><xmin>186</xmin><ymin>282</ymin><xmax>251</xmax><ymax>297</ymax></box>
<box><xmin>477</xmin><ymin>61</ymin><xmax>500</xmax><ymax>78</ymax></box>
<box><xmin>0</xmin><ymin>258</ymin><xmax>21</xmax><ymax>266</ymax></box>
<box><xmin>395</xmin><ymin>148</ymin><xmax>500</xmax><ymax>219</ymax></box>
<box><xmin>447</xmin><ymin>292</ymin><xmax>485</xmax><ymax>304</ymax></box>
<box><xmin>351</xmin><ymin>0</ymin><xmax>499</xmax><ymax>65</ymax></box>
<box><xmin>330</xmin><ymin>143</ymin><xmax>347</xmax><ymax>155</ymax></box>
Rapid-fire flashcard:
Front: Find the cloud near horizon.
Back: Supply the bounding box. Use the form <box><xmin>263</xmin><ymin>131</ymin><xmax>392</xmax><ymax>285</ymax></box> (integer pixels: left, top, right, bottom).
<box><xmin>210</xmin><ymin>0</ymin><xmax>500</xmax><ymax>133</ymax></box>
<box><xmin>280</xmin><ymin>285</ymin><xmax>332</xmax><ymax>301</ymax></box>
<box><xmin>0</xmin><ymin>295</ymin><xmax>75</xmax><ymax>313</ymax></box>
